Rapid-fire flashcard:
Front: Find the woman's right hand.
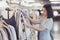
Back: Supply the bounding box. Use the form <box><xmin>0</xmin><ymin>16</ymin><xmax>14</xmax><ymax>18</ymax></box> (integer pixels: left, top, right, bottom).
<box><xmin>26</xmin><ymin>10</ymin><xmax>30</xmax><ymax>18</ymax></box>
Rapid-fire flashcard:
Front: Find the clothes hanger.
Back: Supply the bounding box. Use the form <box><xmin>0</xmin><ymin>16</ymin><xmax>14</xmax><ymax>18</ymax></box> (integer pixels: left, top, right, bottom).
<box><xmin>5</xmin><ymin>8</ymin><xmax>11</xmax><ymax>19</ymax></box>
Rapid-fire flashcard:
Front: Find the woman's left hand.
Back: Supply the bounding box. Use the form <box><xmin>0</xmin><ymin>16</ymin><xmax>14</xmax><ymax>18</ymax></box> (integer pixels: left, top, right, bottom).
<box><xmin>26</xmin><ymin>11</ymin><xmax>30</xmax><ymax>18</ymax></box>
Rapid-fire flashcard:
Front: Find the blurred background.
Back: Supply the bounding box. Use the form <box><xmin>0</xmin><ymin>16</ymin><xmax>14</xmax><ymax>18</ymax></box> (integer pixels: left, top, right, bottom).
<box><xmin>0</xmin><ymin>0</ymin><xmax>60</xmax><ymax>40</ymax></box>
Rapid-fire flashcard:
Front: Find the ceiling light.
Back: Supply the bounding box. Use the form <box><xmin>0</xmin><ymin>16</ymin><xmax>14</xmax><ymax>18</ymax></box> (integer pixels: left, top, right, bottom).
<box><xmin>23</xmin><ymin>0</ymin><xmax>35</xmax><ymax>3</ymax></box>
<box><xmin>53</xmin><ymin>11</ymin><xmax>58</xmax><ymax>16</ymax></box>
<box><xmin>32</xmin><ymin>3</ymin><xmax>42</xmax><ymax>6</ymax></box>
<box><xmin>21</xmin><ymin>2</ymin><xmax>42</xmax><ymax>7</ymax></box>
<box><xmin>50</xmin><ymin>0</ymin><xmax>60</xmax><ymax>1</ymax></box>
<box><xmin>51</xmin><ymin>1</ymin><xmax>60</xmax><ymax>4</ymax></box>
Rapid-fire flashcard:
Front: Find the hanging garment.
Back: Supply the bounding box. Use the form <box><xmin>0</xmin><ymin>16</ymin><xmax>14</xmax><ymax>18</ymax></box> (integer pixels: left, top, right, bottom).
<box><xmin>3</xmin><ymin>26</ymin><xmax>13</xmax><ymax>40</ymax></box>
<box><xmin>0</xmin><ymin>28</ymin><xmax>8</xmax><ymax>40</ymax></box>
<box><xmin>0</xmin><ymin>31</ymin><xmax>3</xmax><ymax>40</ymax></box>
<box><xmin>2</xmin><ymin>13</ymin><xmax>17</xmax><ymax>30</ymax></box>
<box><xmin>16</xmin><ymin>11</ymin><xmax>27</xmax><ymax>40</ymax></box>
<box><xmin>3</xmin><ymin>28</ymin><xmax>9</xmax><ymax>40</ymax></box>
<box><xmin>15</xmin><ymin>10</ymin><xmax>24</xmax><ymax>40</ymax></box>
<box><xmin>8</xmin><ymin>25</ymin><xmax>17</xmax><ymax>40</ymax></box>
<box><xmin>19</xmin><ymin>15</ymin><xmax>27</xmax><ymax>40</ymax></box>
<box><xmin>2</xmin><ymin>13</ymin><xmax>18</xmax><ymax>40</ymax></box>
<box><xmin>23</xmin><ymin>14</ymin><xmax>32</xmax><ymax>40</ymax></box>
<box><xmin>0</xmin><ymin>24</ymin><xmax>17</xmax><ymax>40</ymax></box>
<box><xmin>31</xmin><ymin>24</ymin><xmax>39</xmax><ymax>40</ymax></box>
<box><xmin>16</xmin><ymin>9</ymin><xmax>32</xmax><ymax>40</ymax></box>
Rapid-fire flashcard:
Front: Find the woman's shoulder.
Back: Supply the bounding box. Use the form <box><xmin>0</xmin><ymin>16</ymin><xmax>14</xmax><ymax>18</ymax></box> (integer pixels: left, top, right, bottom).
<box><xmin>49</xmin><ymin>18</ymin><xmax>53</xmax><ymax>21</ymax></box>
<box><xmin>48</xmin><ymin>18</ymin><xmax>53</xmax><ymax>24</ymax></box>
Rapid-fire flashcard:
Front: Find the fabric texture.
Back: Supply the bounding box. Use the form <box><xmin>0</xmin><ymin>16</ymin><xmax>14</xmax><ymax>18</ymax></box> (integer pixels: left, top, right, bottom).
<box><xmin>8</xmin><ymin>25</ymin><xmax>17</xmax><ymax>40</ymax></box>
<box><xmin>0</xmin><ymin>28</ymin><xmax>8</xmax><ymax>40</ymax></box>
<box><xmin>2</xmin><ymin>13</ymin><xmax>18</xmax><ymax>40</ymax></box>
<box><xmin>3</xmin><ymin>26</ymin><xmax>13</xmax><ymax>40</ymax></box>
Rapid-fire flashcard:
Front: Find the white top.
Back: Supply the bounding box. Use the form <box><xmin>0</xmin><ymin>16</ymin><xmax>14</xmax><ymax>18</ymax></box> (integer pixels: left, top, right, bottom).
<box><xmin>39</xmin><ymin>18</ymin><xmax>53</xmax><ymax>40</ymax></box>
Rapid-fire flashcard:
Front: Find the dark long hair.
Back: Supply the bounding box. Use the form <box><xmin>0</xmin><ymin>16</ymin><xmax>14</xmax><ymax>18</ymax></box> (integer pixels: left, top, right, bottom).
<box><xmin>43</xmin><ymin>4</ymin><xmax>53</xmax><ymax>18</ymax></box>
<box><xmin>43</xmin><ymin>4</ymin><xmax>54</xmax><ymax>40</ymax></box>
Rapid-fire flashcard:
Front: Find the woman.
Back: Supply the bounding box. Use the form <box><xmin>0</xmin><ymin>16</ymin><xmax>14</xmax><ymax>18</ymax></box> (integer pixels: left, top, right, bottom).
<box><xmin>24</xmin><ymin>4</ymin><xmax>53</xmax><ymax>40</ymax></box>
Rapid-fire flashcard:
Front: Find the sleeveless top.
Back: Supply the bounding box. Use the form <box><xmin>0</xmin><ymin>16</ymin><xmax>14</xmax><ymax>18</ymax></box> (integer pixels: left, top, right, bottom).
<box><xmin>2</xmin><ymin>13</ymin><xmax>18</xmax><ymax>40</ymax></box>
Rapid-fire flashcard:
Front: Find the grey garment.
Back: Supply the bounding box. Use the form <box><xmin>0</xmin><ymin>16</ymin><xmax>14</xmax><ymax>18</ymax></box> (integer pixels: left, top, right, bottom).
<box><xmin>39</xmin><ymin>18</ymin><xmax>53</xmax><ymax>40</ymax></box>
<box><xmin>3</xmin><ymin>28</ymin><xmax>9</xmax><ymax>40</ymax></box>
<box><xmin>18</xmin><ymin>12</ymin><xmax>27</xmax><ymax>40</ymax></box>
<box><xmin>0</xmin><ymin>31</ymin><xmax>3</xmax><ymax>40</ymax></box>
<box><xmin>23</xmin><ymin>17</ymin><xmax>32</xmax><ymax>40</ymax></box>
<box><xmin>0</xmin><ymin>28</ymin><xmax>8</xmax><ymax>40</ymax></box>
<box><xmin>15</xmin><ymin>10</ymin><xmax>21</xmax><ymax>40</ymax></box>
<box><xmin>16</xmin><ymin>10</ymin><xmax>29</xmax><ymax>40</ymax></box>
<box><xmin>18</xmin><ymin>13</ymin><xmax>24</xmax><ymax>40</ymax></box>
<box><xmin>22</xmin><ymin>13</ymin><xmax>32</xmax><ymax>40</ymax></box>
<box><xmin>8</xmin><ymin>25</ymin><xmax>17</xmax><ymax>40</ymax></box>
<box><xmin>3</xmin><ymin>26</ymin><xmax>13</xmax><ymax>40</ymax></box>
<box><xmin>16</xmin><ymin>12</ymin><xmax>25</xmax><ymax>40</ymax></box>
<box><xmin>16</xmin><ymin>10</ymin><xmax>32</xmax><ymax>40</ymax></box>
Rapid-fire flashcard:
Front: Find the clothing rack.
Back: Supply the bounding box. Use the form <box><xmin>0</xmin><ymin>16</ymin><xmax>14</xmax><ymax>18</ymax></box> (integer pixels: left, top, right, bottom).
<box><xmin>5</xmin><ymin>8</ymin><xmax>11</xmax><ymax>19</ymax></box>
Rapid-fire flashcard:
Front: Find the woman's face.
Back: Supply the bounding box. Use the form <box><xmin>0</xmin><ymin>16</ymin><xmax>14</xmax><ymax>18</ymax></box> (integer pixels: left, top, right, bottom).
<box><xmin>41</xmin><ymin>7</ymin><xmax>47</xmax><ymax>17</ymax></box>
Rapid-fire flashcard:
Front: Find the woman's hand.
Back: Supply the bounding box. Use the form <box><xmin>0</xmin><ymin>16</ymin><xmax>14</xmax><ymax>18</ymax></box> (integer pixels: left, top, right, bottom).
<box><xmin>23</xmin><ymin>21</ymin><xmax>30</xmax><ymax>28</ymax></box>
<box><xmin>26</xmin><ymin>10</ymin><xmax>30</xmax><ymax>18</ymax></box>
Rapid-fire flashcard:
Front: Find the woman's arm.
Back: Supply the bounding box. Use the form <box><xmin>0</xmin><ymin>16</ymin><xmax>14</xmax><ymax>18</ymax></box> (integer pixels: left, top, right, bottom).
<box><xmin>28</xmin><ymin>18</ymin><xmax>53</xmax><ymax>32</ymax></box>
<box><xmin>26</xmin><ymin>10</ymin><xmax>42</xmax><ymax>24</ymax></box>
<box><xmin>28</xmin><ymin>17</ymin><xmax>40</xmax><ymax>24</ymax></box>
<box><xmin>24</xmin><ymin>22</ymin><xmax>46</xmax><ymax>32</ymax></box>
<box><xmin>24</xmin><ymin>17</ymin><xmax>48</xmax><ymax>32</ymax></box>
<box><xmin>27</xmin><ymin>13</ymin><xmax>41</xmax><ymax>24</ymax></box>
